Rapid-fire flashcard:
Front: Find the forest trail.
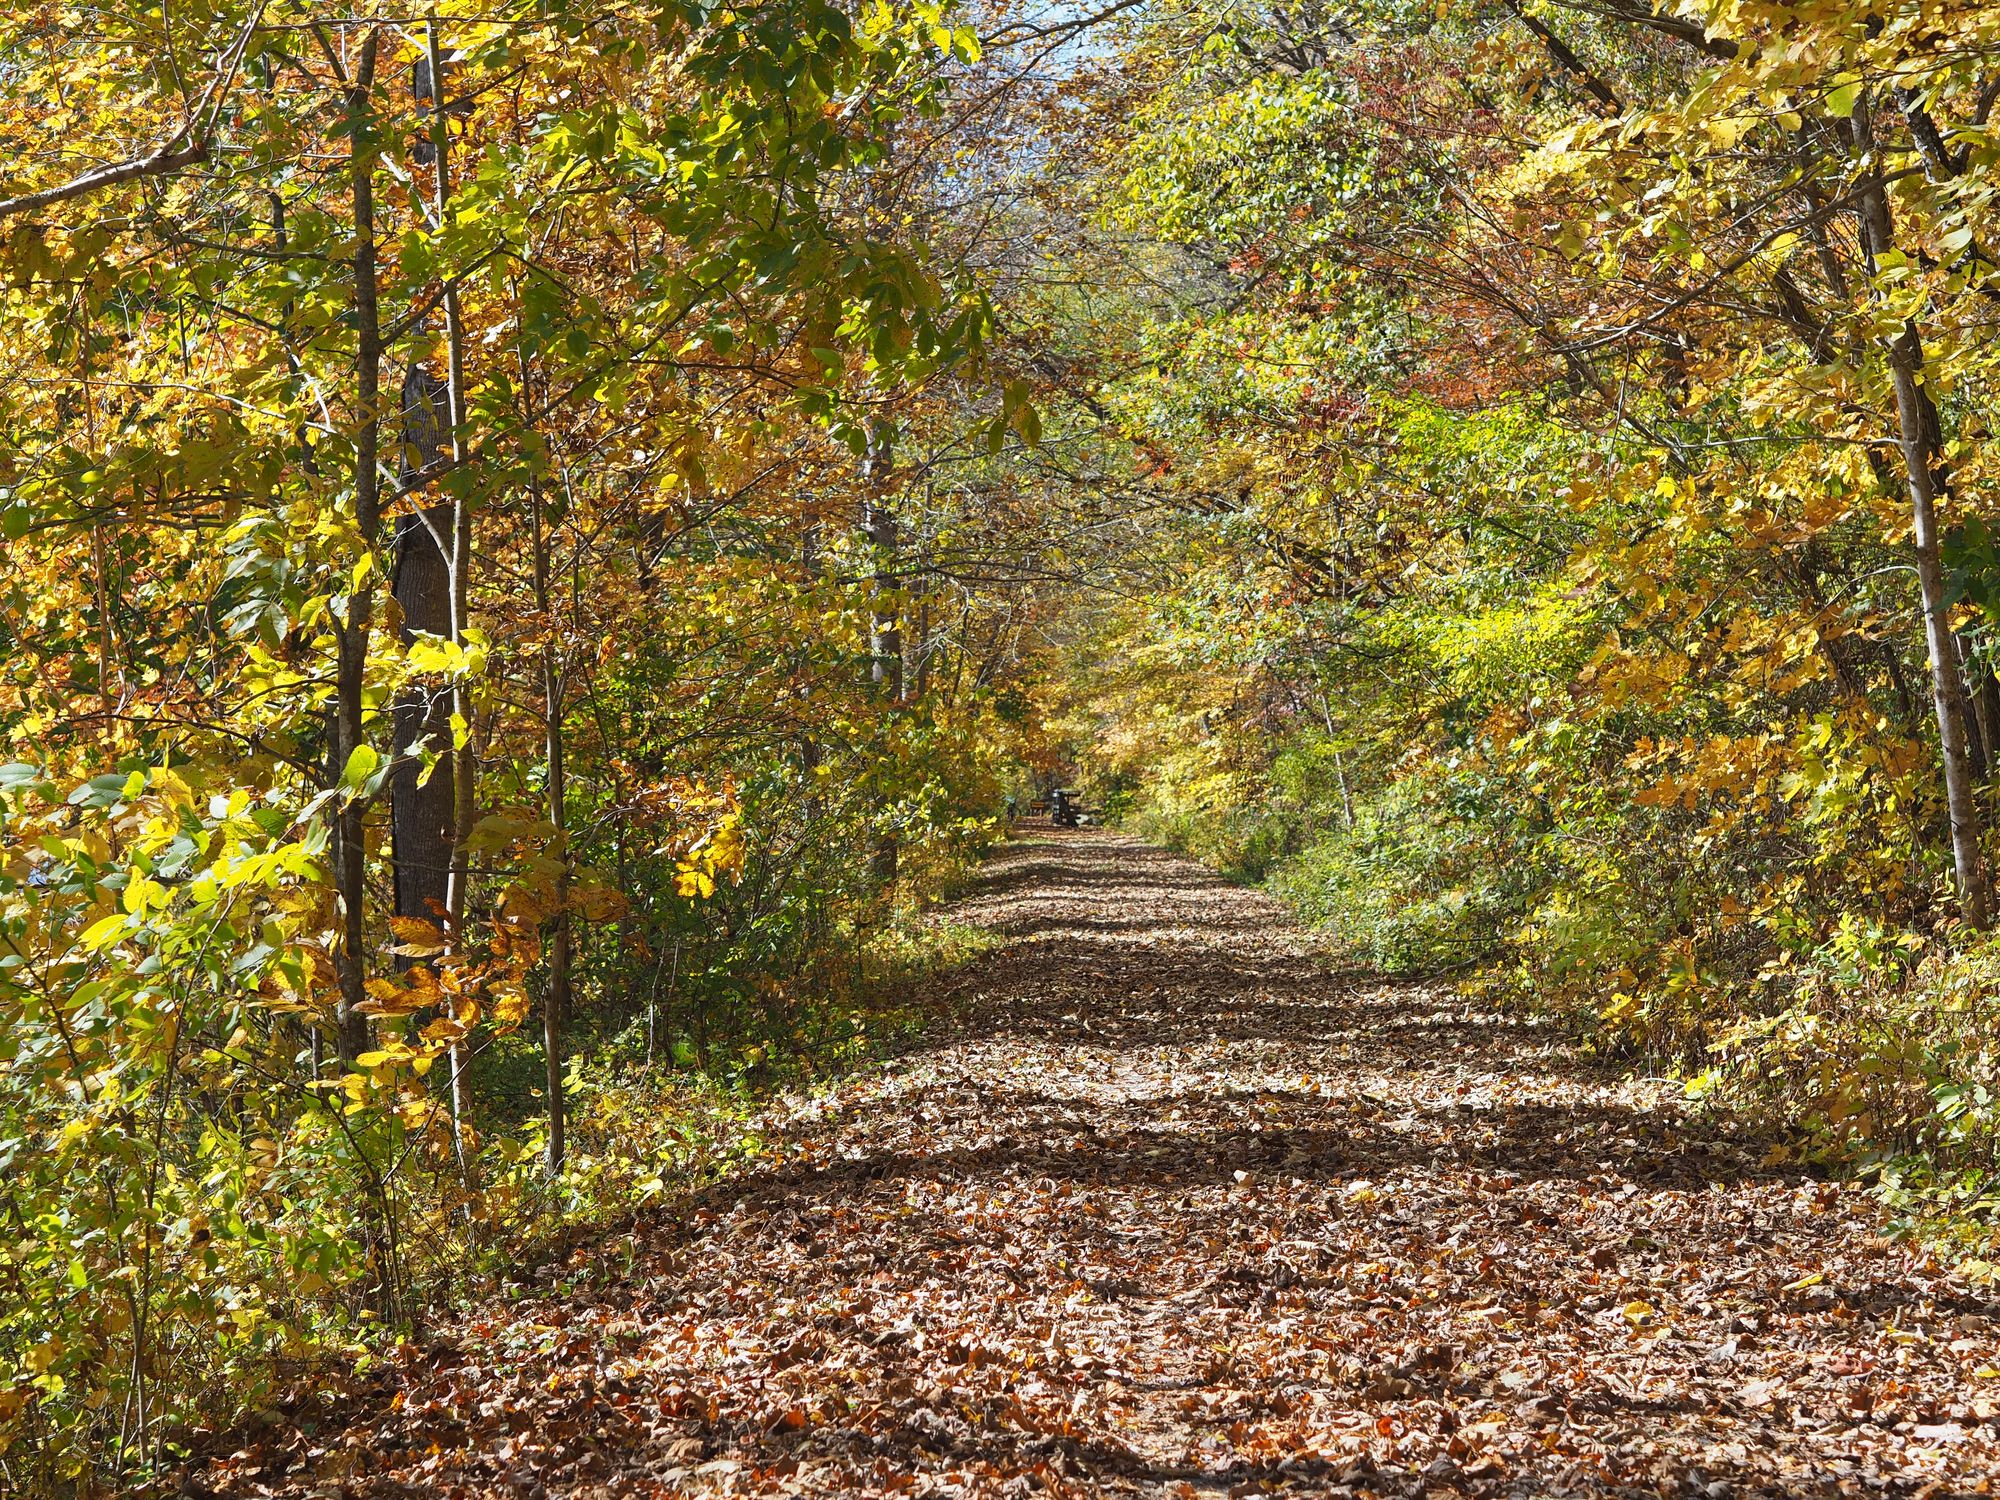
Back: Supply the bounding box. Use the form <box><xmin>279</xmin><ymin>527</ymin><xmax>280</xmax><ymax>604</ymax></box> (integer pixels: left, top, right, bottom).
<box><xmin>236</xmin><ymin>832</ymin><xmax>2000</xmax><ymax>1499</ymax></box>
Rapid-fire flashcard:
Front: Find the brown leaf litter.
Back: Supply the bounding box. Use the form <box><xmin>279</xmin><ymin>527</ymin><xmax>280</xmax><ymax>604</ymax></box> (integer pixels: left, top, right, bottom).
<box><xmin>197</xmin><ymin>831</ymin><xmax>2000</xmax><ymax>1498</ymax></box>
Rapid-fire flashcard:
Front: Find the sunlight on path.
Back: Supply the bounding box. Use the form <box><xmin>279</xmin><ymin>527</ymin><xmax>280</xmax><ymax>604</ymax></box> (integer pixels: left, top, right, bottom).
<box><xmin>237</xmin><ymin>833</ymin><xmax>2000</xmax><ymax>1498</ymax></box>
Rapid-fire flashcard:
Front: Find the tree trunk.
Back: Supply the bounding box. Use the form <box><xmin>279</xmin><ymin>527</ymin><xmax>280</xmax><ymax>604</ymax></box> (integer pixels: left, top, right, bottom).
<box><xmin>392</xmin><ymin>365</ymin><xmax>455</xmax><ymax>938</ymax></box>
<box><xmin>800</xmin><ymin>517</ymin><xmax>824</xmax><ymax>804</ymax></box>
<box><xmin>541</xmin><ymin>660</ymin><xmax>570</xmax><ymax>1177</ymax></box>
<box><xmin>1853</xmin><ymin>101</ymin><xmax>1990</xmax><ymax>927</ymax></box>
<box><xmin>333</xmin><ymin>32</ymin><xmax>383</xmax><ymax>1063</ymax></box>
<box><xmin>1888</xmin><ymin>322</ymin><xmax>1991</xmax><ymax>926</ymax></box>
<box><xmin>1962</xmin><ymin>632</ymin><xmax>1993</xmax><ymax>781</ymax></box>
<box><xmin>526</xmin><ymin>364</ymin><xmax>569</xmax><ymax>1177</ymax></box>
<box><xmin>864</xmin><ymin>422</ymin><xmax>900</xmax><ymax>885</ymax></box>
<box><xmin>426</xmin><ymin>19</ymin><xmax>481</xmax><ymax>1120</ymax></box>
<box><xmin>1980</xmin><ymin>672</ymin><xmax>2000</xmax><ymax>782</ymax></box>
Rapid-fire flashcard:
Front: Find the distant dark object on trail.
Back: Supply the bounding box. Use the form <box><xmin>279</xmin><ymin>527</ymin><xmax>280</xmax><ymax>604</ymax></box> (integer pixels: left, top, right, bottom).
<box><xmin>1051</xmin><ymin>789</ymin><xmax>1080</xmax><ymax>828</ymax></box>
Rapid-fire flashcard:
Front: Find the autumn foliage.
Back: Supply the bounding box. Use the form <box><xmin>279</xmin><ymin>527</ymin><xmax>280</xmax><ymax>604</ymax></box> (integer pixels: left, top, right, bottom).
<box><xmin>0</xmin><ymin>0</ymin><xmax>1010</xmax><ymax>1485</ymax></box>
<box><xmin>1015</xmin><ymin>0</ymin><xmax>2000</xmax><ymax>1257</ymax></box>
<box><xmin>18</xmin><ymin>0</ymin><xmax>2000</xmax><ymax>1488</ymax></box>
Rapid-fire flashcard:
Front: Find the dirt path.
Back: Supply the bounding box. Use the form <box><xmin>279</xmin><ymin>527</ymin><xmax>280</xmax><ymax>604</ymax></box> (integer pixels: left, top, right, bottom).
<box><xmin>244</xmin><ymin>831</ymin><xmax>2000</xmax><ymax>1498</ymax></box>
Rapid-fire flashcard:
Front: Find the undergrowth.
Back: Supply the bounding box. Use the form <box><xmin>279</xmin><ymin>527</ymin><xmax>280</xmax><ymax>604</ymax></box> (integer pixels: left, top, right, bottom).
<box><xmin>1112</xmin><ymin>745</ymin><xmax>2000</xmax><ymax>1266</ymax></box>
<box><xmin>7</xmin><ymin>836</ymin><xmax>998</xmax><ymax>1499</ymax></box>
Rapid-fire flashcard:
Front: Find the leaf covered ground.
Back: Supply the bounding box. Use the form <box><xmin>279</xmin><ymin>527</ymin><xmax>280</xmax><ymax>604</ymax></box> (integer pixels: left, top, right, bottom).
<box><xmin>205</xmin><ymin>832</ymin><xmax>2000</xmax><ymax>1498</ymax></box>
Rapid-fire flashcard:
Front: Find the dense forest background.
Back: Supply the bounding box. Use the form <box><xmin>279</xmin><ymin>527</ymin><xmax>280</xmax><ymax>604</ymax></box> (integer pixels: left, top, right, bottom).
<box><xmin>10</xmin><ymin>0</ymin><xmax>2000</xmax><ymax>1488</ymax></box>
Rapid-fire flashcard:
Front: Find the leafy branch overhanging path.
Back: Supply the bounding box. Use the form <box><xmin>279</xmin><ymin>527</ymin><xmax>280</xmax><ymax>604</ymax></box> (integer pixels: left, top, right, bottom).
<box><xmin>217</xmin><ymin>834</ymin><xmax>2000</xmax><ymax>1497</ymax></box>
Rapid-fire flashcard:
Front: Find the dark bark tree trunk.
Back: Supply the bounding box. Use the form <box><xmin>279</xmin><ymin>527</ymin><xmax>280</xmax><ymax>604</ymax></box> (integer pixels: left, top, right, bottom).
<box><xmin>1962</xmin><ymin>632</ymin><xmax>1993</xmax><ymax>781</ymax></box>
<box><xmin>800</xmin><ymin>516</ymin><xmax>824</xmax><ymax>795</ymax></box>
<box><xmin>540</xmin><ymin>647</ymin><xmax>570</xmax><ymax>1177</ymax></box>
<box><xmin>525</xmin><ymin>348</ymin><xmax>569</xmax><ymax>1178</ymax></box>
<box><xmin>392</xmin><ymin>365</ymin><xmax>456</xmax><ymax>938</ymax></box>
<box><xmin>1980</xmin><ymin>671</ymin><xmax>2000</xmax><ymax>782</ymax></box>
<box><xmin>424</xmin><ymin>21</ymin><xmax>480</xmax><ymax>1128</ymax></box>
<box><xmin>333</xmin><ymin>32</ymin><xmax>383</xmax><ymax>1063</ymax></box>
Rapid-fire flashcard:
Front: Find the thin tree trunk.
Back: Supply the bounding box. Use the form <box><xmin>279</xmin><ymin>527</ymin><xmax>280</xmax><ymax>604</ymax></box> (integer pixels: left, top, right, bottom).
<box><xmin>1853</xmin><ymin>100</ymin><xmax>1990</xmax><ymax>927</ymax></box>
<box><xmin>1887</xmin><ymin>322</ymin><xmax>1990</xmax><ymax>926</ymax></box>
<box><xmin>1963</xmin><ymin>632</ymin><xmax>1994</xmax><ymax>781</ymax></box>
<box><xmin>1981</xmin><ymin>672</ymin><xmax>2000</xmax><ymax>782</ymax></box>
<box><xmin>334</xmin><ymin>31</ymin><xmax>383</xmax><ymax>1062</ymax></box>
<box><xmin>864</xmin><ymin>421</ymin><xmax>900</xmax><ymax>885</ymax></box>
<box><xmin>526</xmin><ymin>354</ymin><xmax>569</xmax><ymax>1177</ymax></box>
<box><xmin>800</xmin><ymin>516</ymin><xmax>825</xmax><ymax>810</ymax></box>
<box><xmin>539</xmin><ymin>602</ymin><xmax>569</xmax><ymax>1178</ymax></box>
<box><xmin>1315</xmin><ymin>692</ymin><xmax>1355</xmax><ymax>831</ymax></box>
<box><xmin>427</xmin><ymin>17</ymin><xmax>480</xmax><ymax>1116</ymax></box>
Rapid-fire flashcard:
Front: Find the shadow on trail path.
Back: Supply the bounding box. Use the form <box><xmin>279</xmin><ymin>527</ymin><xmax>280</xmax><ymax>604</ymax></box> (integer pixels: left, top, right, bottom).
<box><xmin>225</xmin><ymin>831</ymin><xmax>2000</xmax><ymax>1499</ymax></box>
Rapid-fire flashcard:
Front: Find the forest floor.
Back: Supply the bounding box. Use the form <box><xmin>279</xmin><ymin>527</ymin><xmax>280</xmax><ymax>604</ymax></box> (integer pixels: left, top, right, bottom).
<box><xmin>216</xmin><ymin>830</ymin><xmax>2000</xmax><ymax>1498</ymax></box>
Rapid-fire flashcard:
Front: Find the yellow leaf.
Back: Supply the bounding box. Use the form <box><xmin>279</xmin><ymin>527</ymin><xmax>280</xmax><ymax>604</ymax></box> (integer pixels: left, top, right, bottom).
<box><xmin>388</xmin><ymin>915</ymin><xmax>448</xmax><ymax>956</ymax></box>
<box><xmin>491</xmin><ymin>986</ymin><xmax>531</xmax><ymax>1027</ymax></box>
<box><xmin>389</xmin><ymin>915</ymin><xmax>446</xmax><ymax>946</ymax></box>
<box><xmin>80</xmin><ymin>913</ymin><xmax>129</xmax><ymax>949</ymax></box>
<box><xmin>570</xmin><ymin>879</ymin><xmax>628</xmax><ymax>922</ymax></box>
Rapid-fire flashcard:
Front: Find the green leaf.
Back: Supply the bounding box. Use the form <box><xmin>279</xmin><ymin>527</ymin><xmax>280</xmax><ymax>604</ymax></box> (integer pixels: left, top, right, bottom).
<box><xmin>70</xmin><ymin>773</ymin><xmax>133</xmax><ymax>809</ymax></box>
<box><xmin>339</xmin><ymin>746</ymin><xmax>385</xmax><ymax>799</ymax></box>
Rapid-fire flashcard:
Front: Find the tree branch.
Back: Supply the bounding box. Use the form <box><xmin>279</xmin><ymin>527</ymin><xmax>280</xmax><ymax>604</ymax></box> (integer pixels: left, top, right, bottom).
<box><xmin>1506</xmin><ymin>0</ymin><xmax>1622</xmax><ymax>113</ymax></box>
<box><xmin>0</xmin><ymin>140</ymin><xmax>211</xmax><ymax>223</ymax></box>
<box><xmin>0</xmin><ymin>4</ymin><xmax>264</xmax><ymax>223</ymax></box>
